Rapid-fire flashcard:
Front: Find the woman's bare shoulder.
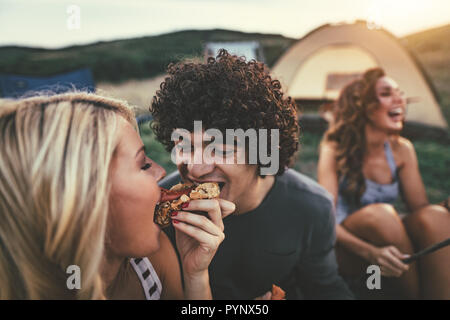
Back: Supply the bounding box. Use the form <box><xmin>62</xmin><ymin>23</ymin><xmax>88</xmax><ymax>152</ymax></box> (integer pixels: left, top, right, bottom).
<box><xmin>390</xmin><ymin>136</ymin><xmax>415</xmax><ymax>156</ymax></box>
<box><xmin>389</xmin><ymin>136</ymin><xmax>417</xmax><ymax>168</ymax></box>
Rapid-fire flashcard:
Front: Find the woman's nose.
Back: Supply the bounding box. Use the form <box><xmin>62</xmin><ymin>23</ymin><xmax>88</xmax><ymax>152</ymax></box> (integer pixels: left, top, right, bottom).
<box><xmin>393</xmin><ymin>90</ymin><xmax>405</xmax><ymax>104</ymax></box>
<box><xmin>152</xmin><ymin>162</ymin><xmax>167</xmax><ymax>182</ymax></box>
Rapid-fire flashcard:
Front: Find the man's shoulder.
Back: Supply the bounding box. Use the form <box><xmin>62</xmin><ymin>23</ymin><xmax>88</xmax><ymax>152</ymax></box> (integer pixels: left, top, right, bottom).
<box><xmin>276</xmin><ymin>169</ymin><xmax>334</xmax><ymax>223</ymax></box>
<box><xmin>279</xmin><ymin>169</ymin><xmax>334</xmax><ymax>205</ymax></box>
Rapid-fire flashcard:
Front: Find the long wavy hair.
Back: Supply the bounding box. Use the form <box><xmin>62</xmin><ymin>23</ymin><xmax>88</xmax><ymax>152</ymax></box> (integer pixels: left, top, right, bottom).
<box><xmin>0</xmin><ymin>92</ymin><xmax>136</xmax><ymax>299</ymax></box>
<box><xmin>323</xmin><ymin>68</ymin><xmax>386</xmax><ymax>205</ymax></box>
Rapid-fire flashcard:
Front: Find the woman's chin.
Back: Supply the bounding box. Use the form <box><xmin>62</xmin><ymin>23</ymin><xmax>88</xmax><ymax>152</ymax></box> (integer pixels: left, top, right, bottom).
<box><xmin>142</xmin><ymin>224</ymin><xmax>162</xmax><ymax>255</ymax></box>
<box><xmin>142</xmin><ymin>206</ymin><xmax>163</xmax><ymax>254</ymax></box>
<box><xmin>390</xmin><ymin>121</ymin><xmax>404</xmax><ymax>132</ymax></box>
<box><xmin>380</xmin><ymin>118</ymin><xmax>404</xmax><ymax>133</ymax></box>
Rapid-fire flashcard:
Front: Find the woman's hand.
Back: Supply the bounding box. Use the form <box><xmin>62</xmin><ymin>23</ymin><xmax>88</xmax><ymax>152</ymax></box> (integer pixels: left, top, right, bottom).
<box><xmin>368</xmin><ymin>245</ymin><xmax>410</xmax><ymax>277</ymax></box>
<box><xmin>172</xmin><ymin>198</ymin><xmax>235</xmax><ymax>277</ymax></box>
<box><xmin>171</xmin><ymin>198</ymin><xmax>235</xmax><ymax>299</ymax></box>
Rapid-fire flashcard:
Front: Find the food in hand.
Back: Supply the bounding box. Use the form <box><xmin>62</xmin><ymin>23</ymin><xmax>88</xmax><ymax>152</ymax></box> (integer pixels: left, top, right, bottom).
<box><xmin>271</xmin><ymin>284</ymin><xmax>286</xmax><ymax>300</ymax></box>
<box><xmin>154</xmin><ymin>182</ymin><xmax>220</xmax><ymax>228</ymax></box>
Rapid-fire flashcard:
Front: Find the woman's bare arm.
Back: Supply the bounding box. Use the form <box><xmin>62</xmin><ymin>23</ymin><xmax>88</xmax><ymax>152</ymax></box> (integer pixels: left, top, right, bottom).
<box><xmin>318</xmin><ymin>141</ymin><xmax>377</xmax><ymax>261</ymax></box>
<box><xmin>394</xmin><ymin>137</ymin><xmax>429</xmax><ymax>212</ymax></box>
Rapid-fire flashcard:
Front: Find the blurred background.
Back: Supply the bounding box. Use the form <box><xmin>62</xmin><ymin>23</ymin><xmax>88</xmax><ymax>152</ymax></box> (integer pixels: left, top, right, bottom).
<box><xmin>0</xmin><ymin>0</ymin><xmax>448</xmax><ymax>206</ymax></box>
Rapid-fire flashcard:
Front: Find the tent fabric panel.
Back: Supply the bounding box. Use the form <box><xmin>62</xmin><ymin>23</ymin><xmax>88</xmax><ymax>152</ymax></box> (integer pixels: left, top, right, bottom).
<box><xmin>272</xmin><ymin>22</ymin><xmax>447</xmax><ymax>128</ymax></box>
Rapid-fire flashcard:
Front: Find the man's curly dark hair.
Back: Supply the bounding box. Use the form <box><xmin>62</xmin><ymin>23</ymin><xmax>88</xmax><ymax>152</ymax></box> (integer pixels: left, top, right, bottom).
<box><xmin>150</xmin><ymin>49</ymin><xmax>299</xmax><ymax>176</ymax></box>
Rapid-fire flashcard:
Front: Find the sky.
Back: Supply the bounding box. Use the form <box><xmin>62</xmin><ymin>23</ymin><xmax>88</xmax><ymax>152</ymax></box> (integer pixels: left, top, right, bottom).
<box><xmin>0</xmin><ymin>0</ymin><xmax>449</xmax><ymax>49</ymax></box>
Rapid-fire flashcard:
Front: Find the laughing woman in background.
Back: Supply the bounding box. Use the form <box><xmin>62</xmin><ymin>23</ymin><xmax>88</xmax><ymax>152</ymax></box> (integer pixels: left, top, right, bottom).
<box><xmin>318</xmin><ymin>68</ymin><xmax>450</xmax><ymax>299</ymax></box>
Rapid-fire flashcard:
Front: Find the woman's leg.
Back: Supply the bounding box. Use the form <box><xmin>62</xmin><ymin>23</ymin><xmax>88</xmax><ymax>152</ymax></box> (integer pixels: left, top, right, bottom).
<box><xmin>336</xmin><ymin>203</ymin><xmax>420</xmax><ymax>299</ymax></box>
<box><xmin>403</xmin><ymin>204</ymin><xmax>450</xmax><ymax>299</ymax></box>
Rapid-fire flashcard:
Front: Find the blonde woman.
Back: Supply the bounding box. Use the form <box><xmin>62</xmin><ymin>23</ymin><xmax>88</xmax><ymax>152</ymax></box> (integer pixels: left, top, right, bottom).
<box><xmin>0</xmin><ymin>92</ymin><xmax>235</xmax><ymax>299</ymax></box>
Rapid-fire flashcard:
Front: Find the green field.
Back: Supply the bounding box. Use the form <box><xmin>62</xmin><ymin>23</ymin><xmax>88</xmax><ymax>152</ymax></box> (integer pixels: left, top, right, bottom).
<box><xmin>139</xmin><ymin>124</ymin><xmax>449</xmax><ymax>206</ymax></box>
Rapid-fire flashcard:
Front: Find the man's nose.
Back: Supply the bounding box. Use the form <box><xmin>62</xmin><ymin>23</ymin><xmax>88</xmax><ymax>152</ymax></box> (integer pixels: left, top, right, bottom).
<box><xmin>186</xmin><ymin>162</ymin><xmax>215</xmax><ymax>179</ymax></box>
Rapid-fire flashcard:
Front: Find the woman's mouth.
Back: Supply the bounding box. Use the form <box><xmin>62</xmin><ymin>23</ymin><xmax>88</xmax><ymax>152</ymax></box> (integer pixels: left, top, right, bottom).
<box><xmin>387</xmin><ymin>107</ymin><xmax>404</xmax><ymax>122</ymax></box>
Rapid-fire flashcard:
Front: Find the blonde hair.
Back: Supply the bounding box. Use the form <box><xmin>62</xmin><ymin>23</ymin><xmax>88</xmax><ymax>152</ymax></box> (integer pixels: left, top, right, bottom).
<box><xmin>0</xmin><ymin>92</ymin><xmax>136</xmax><ymax>299</ymax></box>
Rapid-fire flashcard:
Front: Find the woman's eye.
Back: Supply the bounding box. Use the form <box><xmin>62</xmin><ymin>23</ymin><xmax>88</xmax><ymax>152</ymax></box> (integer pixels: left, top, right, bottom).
<box><xmin>141</xmin><ymin>163</ymin><xmax>152</xmax><ymax>171</ymax></box>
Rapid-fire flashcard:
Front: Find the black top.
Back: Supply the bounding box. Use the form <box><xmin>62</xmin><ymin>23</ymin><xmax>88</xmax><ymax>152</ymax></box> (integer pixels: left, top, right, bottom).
<box><xmin>160</xmin><ymin>169</ymin><xmax>354</xmax><ymax>300</ymax></box>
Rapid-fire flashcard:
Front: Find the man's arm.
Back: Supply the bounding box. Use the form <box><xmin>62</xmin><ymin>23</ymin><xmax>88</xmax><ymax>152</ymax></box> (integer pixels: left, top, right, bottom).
<box><xmin>296</xmin><ymin>200</ymin><xmax>354</xmax><ymax>299</ymax></box>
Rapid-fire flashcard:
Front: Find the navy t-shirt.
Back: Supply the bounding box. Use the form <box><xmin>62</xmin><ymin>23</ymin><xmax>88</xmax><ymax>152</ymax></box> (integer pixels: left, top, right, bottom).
<box><xmin>160</xmin><ymin>168</ymin><xmax>354</xmax><ymax>299</ymax></box>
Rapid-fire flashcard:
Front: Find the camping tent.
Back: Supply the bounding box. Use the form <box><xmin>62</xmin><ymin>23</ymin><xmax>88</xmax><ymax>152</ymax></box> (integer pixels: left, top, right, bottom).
<box><xmin>272</xmin><ymin>21</ymin><xmax>448</xmax><ymax>128</ymax></box>
<box><xmin>0</xmin><ymin>68</ymin><xmax>95</xmax><ymax>98</ymax></box>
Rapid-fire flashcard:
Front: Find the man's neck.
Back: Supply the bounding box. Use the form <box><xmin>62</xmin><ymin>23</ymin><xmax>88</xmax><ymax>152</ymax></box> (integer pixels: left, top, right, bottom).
<box><xmin>235</xmin><ymin>174</ymin><xmax>275</xmax><ymax>215</ymax></box>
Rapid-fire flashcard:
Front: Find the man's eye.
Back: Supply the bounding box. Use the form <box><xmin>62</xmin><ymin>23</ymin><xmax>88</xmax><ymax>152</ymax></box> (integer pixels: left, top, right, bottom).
<box><xmin>141</xmin><ymin>163</ymin><xmax>152</xmax><ymax>171</ymax></box>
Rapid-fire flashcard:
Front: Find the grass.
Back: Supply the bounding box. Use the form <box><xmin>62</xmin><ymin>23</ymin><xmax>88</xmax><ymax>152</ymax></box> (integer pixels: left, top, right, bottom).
<box><xmin>413</xmin><ymin>140</ymin><xmax>450</xmax><ymax>204</ymax></box>
<box><xmin>139</xmin><ymin>124</ymin><xmax>449</xmax><ymax>206</ymax></box>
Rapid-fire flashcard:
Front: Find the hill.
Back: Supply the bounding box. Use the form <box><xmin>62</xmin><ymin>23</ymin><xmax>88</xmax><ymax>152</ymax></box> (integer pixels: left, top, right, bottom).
<box><xmin>1</xmin><ymin>24</ymin><xmax>449</xmax><ymax>124</ymax></box>
<box><xmin>0</xmin><ymin>29</ymin><xmax>294</xmax><ymax>83</ymax></box>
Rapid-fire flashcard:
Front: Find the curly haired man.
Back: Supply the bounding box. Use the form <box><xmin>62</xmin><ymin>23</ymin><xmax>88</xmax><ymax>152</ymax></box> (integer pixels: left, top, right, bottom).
<box><xmin>150</xmin><ymin>50</ymin><xmax>353</xmax><ymax>299</ymax></box>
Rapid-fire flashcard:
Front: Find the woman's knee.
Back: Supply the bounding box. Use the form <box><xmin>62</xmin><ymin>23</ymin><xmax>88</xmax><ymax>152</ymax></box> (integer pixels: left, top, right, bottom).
<box><xmin>405</xmin><ymin>204</ymin><xmax>450</xmax><ymax>239</ymax></box>
<box><xmin>344</xmin><ymin>203</ymin><xmax>405</xmax><ymax>243</ymax></box>
<box><xmin>358</xmin><ymin>203</ymin><xmax>400</xmax><ymax>228</ymax></box>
